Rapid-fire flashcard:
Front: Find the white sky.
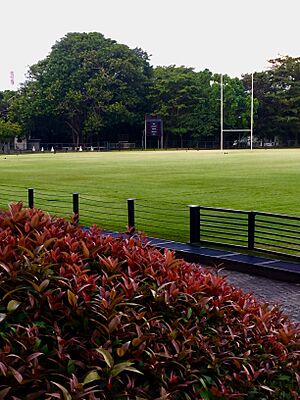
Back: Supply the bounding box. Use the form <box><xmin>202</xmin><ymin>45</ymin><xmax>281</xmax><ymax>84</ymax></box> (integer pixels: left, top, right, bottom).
<box><xmin>1</xmin><ymin>0</ymin><xmax>299</xmax><ymax>91</ymax></box>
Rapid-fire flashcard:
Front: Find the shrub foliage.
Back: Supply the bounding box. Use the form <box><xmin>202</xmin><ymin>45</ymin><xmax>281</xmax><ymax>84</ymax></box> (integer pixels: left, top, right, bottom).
<box><xmin>0</xmin><ymin>204</ymin><xmax>299</xmax><ymax>399</ymax></box>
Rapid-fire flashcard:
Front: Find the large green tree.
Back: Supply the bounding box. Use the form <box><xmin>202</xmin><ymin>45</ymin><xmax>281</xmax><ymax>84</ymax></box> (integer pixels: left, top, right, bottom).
<box><xmin>9</xmin><ymin>32</ymin><xmax>299</xmax><ymax>149</ymax></box>
<box><xmin>0</xmin><ymin>120</ymin><xmax>21</xmax><ymax>140</ymax></box>
<box><xmin>0</xmin><ymin>90</ymin><xmax>17</xmax><ymax>120</ymax></box>
<box><xmin>150</xmin><ymin>67</ymin><xmax>253</xmax><ymax>147</ymax></box>
<box><xmin>12</xmin><ymin>32</ymin><xmax>152</xmax><ymax>145</ymax></box>
<box><xmin>269</xmin><ymin>56</ymin><xmax>300</xmax><ymax>144</ymax></box>
<box><xmin>219</xmin><ymin>74</ymin><xmax>259</xmax><ymax>146</ymax></box>
<box><xmin>149</xmin><ymin>66</ymin><xmax>201</xmax><ymax>146</ymax></box>
<box><xmin>0</xmin><ymin>90</ymin><xmax>22</xmax><ymax>143</ymax></box>
<box><xmin>243</xmin><ymin>56</ymin><xmax>300</xmax><ymax>144</ymax></box>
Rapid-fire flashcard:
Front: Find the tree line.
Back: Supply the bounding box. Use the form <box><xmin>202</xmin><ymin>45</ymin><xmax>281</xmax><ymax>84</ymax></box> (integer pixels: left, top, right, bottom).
<box><xmin>0</xmin><ymin>32</ymin><xmax>299</xmax><ymax>147</ymax></box>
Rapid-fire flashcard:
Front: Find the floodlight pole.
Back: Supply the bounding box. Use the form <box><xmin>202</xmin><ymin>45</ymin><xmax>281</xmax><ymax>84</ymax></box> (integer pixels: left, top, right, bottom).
<box><xmin>250</xmin><ymin>72</ymin><xmax>254</xmax><ymax>151</ymax></box>
<box><xmin>220</xmin><ymin>74</ymin><xmax>224</xmax><ymax>151</ymax></box>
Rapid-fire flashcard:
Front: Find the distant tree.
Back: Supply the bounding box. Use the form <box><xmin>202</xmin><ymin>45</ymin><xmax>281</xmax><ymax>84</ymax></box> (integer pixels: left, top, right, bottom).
<box><xmin>10</xmin><ymin>33</ymin><xmax>299</xmax><ymax>148</ymax></box>
<box><xmin>215</xmin><ymin>74</ymin><xmax>258</xmax><ymax>145</ymax></box>
<box><xmin>149</xmin><ymin>66</ymin><xmax>195</xmax><ymax>146</ymax></box>
<box><xmin>12</xmin><ymin>32</ymin><xmax>152</xmax><ymax>145</ymax></box>
<box><xmin>243</xmin><ymin>56</ymin><xmax>300</xmax><ymax>144</ymax></box>
<box><xmin>243</xmin><ymin>72</ymin><xmax>275</xmax><ymax>141</ymax></box>
<box><xmin>269</xmin><ymin>56</ymin><xmax>300</xmax><ymax>144</ymax></box>
<box><xmin>150</xmin><ymin>67</ymin><xmax>254</xmax><ymax>147</ymax></box>
<box><xmin>0</xmin><ymin>120</ymin><xmax>21</xmax><ymax>140</ymax></box>
<box><xmin>186</xmin><ymin>69</ymin><xmax>219</xmax><ymax>139</ymax></box>
<box><xmin>0</xmin><ymin>91</ymin><xmax>22</xmax><ymax>144</ymax></box>
<box><xmin>149</xmin><ymin>66</ymin><xmax>219</xmax><ymax>146</ymax></box>
<box><xmin>0</xmin><ymin>90</ymin><xmax>17</xmax><ymax>120</ymax></box>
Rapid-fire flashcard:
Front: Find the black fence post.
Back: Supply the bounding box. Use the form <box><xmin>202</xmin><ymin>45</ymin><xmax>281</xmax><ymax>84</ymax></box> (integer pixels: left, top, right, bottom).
<box><xmin>28</xmin><ymin>188</ymin><xmax>34</xmax><ymax>209</ymax></box>
<box><xmin>189</xmin><ymin>205</ymin><xmax>200</xmax><ymax>243</ymax></box>
<box><xmin>248</xmin><ymin>211</ymin><xmax>256</xmax><ymax>250</ymax></box>
<box><xmin>73</xmin><ymin>192</ymin><xmax>79</xmax><ymax>224</ymax></box>
<box><xmin>127</xmin><ymin>198</ymin><xmax>135</xmax><ymax>233</ymax></box>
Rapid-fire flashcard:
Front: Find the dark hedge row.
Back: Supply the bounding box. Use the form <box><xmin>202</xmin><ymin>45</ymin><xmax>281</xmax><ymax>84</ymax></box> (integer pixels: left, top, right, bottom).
<box><xmin>0</xmin><ymin>204</ymin><xmax>299</xmax><ymax>399</ymax></box>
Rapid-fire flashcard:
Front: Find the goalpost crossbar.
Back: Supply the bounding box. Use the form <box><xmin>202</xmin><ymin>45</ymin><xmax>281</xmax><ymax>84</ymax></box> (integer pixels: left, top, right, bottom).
<box><xmin>223</xmin><ymin>129</ymin><xmax>251</xmax><ymax>132</ymax></box>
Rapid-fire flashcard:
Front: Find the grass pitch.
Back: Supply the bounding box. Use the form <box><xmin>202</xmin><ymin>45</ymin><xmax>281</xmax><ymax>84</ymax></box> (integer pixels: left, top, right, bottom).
<box><xmin>1</xmin><ymin>149</ymin><xmax>300</xmax><ymax>241</ymax></box>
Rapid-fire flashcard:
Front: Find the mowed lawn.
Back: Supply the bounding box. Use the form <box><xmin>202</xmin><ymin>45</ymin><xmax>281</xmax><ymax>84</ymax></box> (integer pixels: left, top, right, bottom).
<box><xmin>1</xmin><ymin>149</ymin><xmax>300</xmax><ymax>240</ymax></box>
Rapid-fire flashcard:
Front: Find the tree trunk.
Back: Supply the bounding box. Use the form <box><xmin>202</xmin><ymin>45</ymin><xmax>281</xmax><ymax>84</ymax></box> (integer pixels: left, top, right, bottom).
<box><xmin>164</xmin><ymin>132</ymin><xmax>169</xmax><ymax>148</ymax></box>
<box><xmin>66</xmin><ymin>117</ymin><xmax>81</xmax><ymax>147</ymax></box>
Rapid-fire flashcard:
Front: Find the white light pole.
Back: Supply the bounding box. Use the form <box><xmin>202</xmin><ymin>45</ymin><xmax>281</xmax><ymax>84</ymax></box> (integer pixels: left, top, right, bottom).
<box><xmin>144</xmin><ymin>118</ymin><xmax>147</xmax><ymax>150</ymax></box>
<box><xmin>220</xmin><ymin>74</ymin><xmax>224</xmax><ymax>151</ymax></box>
<box><xmin>250</xmin><ymin>72</ymin><xmax>254</xmax><ymax>151</ymax></box>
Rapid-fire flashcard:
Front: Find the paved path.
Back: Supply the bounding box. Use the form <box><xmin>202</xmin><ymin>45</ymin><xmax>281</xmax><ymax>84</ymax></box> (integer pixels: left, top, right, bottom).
<box><xmin>217</xmin><ymin>268</ymin><xmax>300</xmax><ymax>322</ymax></box>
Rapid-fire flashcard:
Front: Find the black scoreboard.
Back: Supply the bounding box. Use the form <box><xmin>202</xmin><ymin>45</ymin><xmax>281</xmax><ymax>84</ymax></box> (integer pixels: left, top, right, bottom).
<box><xmin>145</xmin><ymin>115</ymin><xmax>163</xmax><ymax>137</ymax></box>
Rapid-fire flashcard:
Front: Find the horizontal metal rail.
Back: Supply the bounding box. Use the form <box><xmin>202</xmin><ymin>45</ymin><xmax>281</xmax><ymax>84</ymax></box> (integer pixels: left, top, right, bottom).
<box><xmin>191</xmin><ymin>206</ymin><xmax>300</xmax><ymax>259</ymax></box>
<box><xmin>0</xmin><ymin>185</ymin><xmax>300</xmax><ymax>259</ymax></box>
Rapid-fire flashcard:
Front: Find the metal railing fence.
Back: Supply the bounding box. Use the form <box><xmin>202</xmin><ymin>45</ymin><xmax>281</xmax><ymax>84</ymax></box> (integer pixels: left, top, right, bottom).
<box><xmin>0</xmin><ymin>185</ymin><xmax>299</xmax><ymax>260</ymax></box>
<box><xmin>189</xmin><ymin>206</ymin><xmax>300</xmax><ymax>259</ymax></box>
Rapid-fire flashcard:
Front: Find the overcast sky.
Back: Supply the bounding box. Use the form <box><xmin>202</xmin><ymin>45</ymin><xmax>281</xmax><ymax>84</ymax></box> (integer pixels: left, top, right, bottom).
<box><xmin>1</xmin><ymin>0</ymin><xmax>299</xmax><ymax>91</ymax></box>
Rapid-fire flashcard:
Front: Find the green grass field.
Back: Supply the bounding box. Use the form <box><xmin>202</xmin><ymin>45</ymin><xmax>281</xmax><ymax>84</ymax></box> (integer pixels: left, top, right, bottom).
<box><xmin>1</xmin><ymin>149</ymin><xmax>300</xmax><ymax>242</ymax></box>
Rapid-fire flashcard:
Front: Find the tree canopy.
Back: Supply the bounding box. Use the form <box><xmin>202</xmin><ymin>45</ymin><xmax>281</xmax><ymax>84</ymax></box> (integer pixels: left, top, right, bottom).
<box><xmin>0</xmin><ymin>120</ymin><xmax>21</xmax><ymax>140</ymax></box>
<box><xmin>243</xmin><ymin>56</ymin><xmax>300</xmax><ymax>145</ymax></box>
<box><xmin>11</xmin><ymin>32</ymin><xmax>152</xmax><ymax>146</ymax></box>
<box><xmin>149</xmin><ymin>67</ymin><xmax>254</xmax><ymax>146</ymax></box>
<box><xmin>0</xmin><ymin>91</ymin><xmax>22</xmax><ymax>140</ymax></box>
<box><xmin>2</xmin><ymin>32</ymin><xmax>299</xmax><ymax>148</ymax></box>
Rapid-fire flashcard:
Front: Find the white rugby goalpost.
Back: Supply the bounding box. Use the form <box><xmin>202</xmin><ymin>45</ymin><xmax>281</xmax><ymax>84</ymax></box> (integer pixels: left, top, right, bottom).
<box><xmin>220</xmin><ymin>73</ymin><xmax>254</xmax><ymax>150</ymax></box>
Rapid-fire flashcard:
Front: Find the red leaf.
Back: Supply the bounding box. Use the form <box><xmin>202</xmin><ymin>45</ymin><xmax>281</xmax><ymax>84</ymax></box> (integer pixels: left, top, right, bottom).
<box><xmin>9</xmin><ymin>367</ymin><xmax>23</xmax><ymax>383</ymax></box>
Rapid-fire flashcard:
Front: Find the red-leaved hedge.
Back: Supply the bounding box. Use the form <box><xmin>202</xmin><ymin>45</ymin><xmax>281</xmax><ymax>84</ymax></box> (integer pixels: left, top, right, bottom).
<box><xmin>0</xmin><ymin>203</ymin><xmax>299</xmax><ymax>399</ymax></box>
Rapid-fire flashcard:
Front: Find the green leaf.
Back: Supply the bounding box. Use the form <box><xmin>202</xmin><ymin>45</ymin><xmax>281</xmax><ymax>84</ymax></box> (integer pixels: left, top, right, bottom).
<box><xmin>111</xmin><ymin>361</ymin><xmax>143</xmax><ymax>377</ymax></box>
<box><xmin>34</xmin><ymin>338</ymin><xmax>41</xmax><ymax>349</ymax></box>
<box><xmin>121</xmin><ymin>366</ymin><xmax>144</xmax><ymax>375</ymax></box>
<box><xmin>35</xmin><ymin>321</ymin><xmax>46</xmax><ymax>328</ymax></box>
<box><xmin>67</xmin><ymin>359</ymin><xmax>75</xmax><ymax>374</ymax></box>
<box><xmin>199</xmin><ymin>391</ymin><xmax>211</xmax><ymax>400</ymax></box>
<box><xmin>277</xmin><ymin>374</ymin><xmax>291</xmax><ymax>381</ymax></box>
<box><xmin>199</xmin><ymin>377</ymin><xmax>208</xmax><ymax>390</ymax></box>
<box><xmin>7</xmin><ymin>300</ymin><xmax>21</xmax><ymax>312</ymax></box>
<box><xmin>96</xmin><ymin>348</ymin><xmax>114</xmax><ymax>368</ymax></box>
<box><xmin>51</xmin><ymin>382</ymin><xmax>72</xmax><ymax>400</ymax></box>
<box><xmin>83</xmin><ymin>370</ymin><xmax>101</xmax><ymax>385</ymax></box>
<box><xmin>40</xmin><ymin>344</ymin><xmax>49</xmax><ymax>354</ymax></box>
